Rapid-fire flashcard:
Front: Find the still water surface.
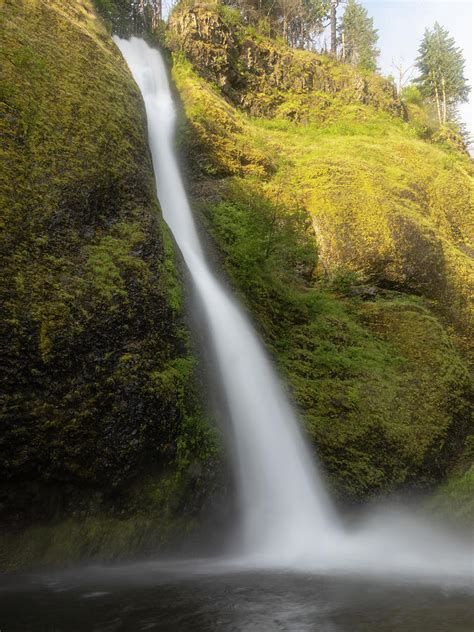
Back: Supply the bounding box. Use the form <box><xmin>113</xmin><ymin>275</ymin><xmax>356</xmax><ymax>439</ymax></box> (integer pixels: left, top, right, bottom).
<box><xmin>1</xmin><ymin>562</ymin><xmax>472</xmax><ymax>631</ymax></box>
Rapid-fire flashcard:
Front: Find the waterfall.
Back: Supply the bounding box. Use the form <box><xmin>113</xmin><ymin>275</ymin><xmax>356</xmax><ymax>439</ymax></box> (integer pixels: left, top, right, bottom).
<box><xmin>114</xmin><ymin>38</ymin><xmax>471</xmax><ymax>579</ymax></box>
<box><xmin>114</xmin><ymin>37</ymin><xmax>337</xmax><ymax>559</ymax></box>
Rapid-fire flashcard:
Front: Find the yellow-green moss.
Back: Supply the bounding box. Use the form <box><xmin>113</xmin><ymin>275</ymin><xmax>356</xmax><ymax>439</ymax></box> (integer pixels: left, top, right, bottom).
<box><xmin>171</xmin><ymin>44</ymin><xmax>473</xmax><ymax>506</ymax></box>
<box><xmin>172</xmin><ymin>48</ymin><xmax>473</xmax><ymax>348</ymax></box>
<box><xmin>0</xmin><ymin>0</ymin><xmax>221</xmax><ymax>565</ymax></box>
<box><xmin>0</xmin><ymin>462</ymin><xmax>220</xmax><ymax>571</ymax></box>
<box><xmin>426</xmin><ymin>437</ymin><xmax>474</xmax><ymax>525</ymax></box>
<box><xmin>173</xmin><ymin>54</ymin><xmax>274</xmax><ymax>177</ymax></box>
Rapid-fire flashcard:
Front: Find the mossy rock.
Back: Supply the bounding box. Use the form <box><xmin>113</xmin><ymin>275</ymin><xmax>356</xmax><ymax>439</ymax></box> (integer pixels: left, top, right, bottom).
<box><xmin>0</xmin><ymin>0</ymin><xmax>221</xmax><ymax>564</ymax></box>
<box><xmin>168</xmin><ymin>5</ymin><xmax>405</xmax><ymax>122</ymax></box>
<box><xmin>170</xmin><ymin>47</ymin><xmax>473</xmax><ymax>509</ymax></box>
<box><xmin>426</xmin><ymin>437</ymin><xmax>474</xmax><ymax>526</ymax></box>
<box><xmin>301</xmin><ymin>131</ymin><xmax>474</xmax><ymax>344</ymax></box>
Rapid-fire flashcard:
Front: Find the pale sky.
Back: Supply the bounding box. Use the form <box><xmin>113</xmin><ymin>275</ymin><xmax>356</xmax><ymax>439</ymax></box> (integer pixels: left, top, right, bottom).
<box><xmin>359</xmin><ymin>0</ymin><xmax>473</xmax><ymax>136</ymax></box>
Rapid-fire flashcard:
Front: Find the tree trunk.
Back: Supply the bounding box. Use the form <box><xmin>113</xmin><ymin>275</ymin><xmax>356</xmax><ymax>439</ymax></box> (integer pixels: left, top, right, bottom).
<box><xmin>434</xmin><ymin>83</ymin><xmax>442</xmax><ymax>126</ymax></box>
<box><xmin>138</xmin><ymin>0</ymin><xmax>146</xmax><ymax>31</ymax></box>
<box><xmin>330</xmin><ymin>0</ymin><xmax>337</xmax><ymax>55</ymax></box>
<box><xmin>430</xmin><ymin>71</ymin><xmax>442</xmax><ymax>125</ymax></box>
<box><xmin>396</xmin><ymin>64</ymin><xmax>403</xmax><ymax>93</ymax></box>
<box><xmin>441</xmin><ymin>76</ymin><xmax>447</xmax><ymax>124</ymax></box>
<box><xmin>283</xmin><ymin>14</ymin><xmax>288</xmax><ymax>43</ymax></box>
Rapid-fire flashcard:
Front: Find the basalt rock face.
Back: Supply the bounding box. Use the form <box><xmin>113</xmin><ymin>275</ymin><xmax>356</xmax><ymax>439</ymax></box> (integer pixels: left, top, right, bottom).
<box><xmin>0</xmin><ymin>0</ymin><xmax>220</xmax><ymax>567</ymax></box>
<box><xmin>170</xmin><ymin>5</ymin><xmax>237</xmax><ymax>93</ymax></box>
<box><xmin>168</xmin><ymin>5</ymin><xmax>405</xmax><ymax>121</ymax></box>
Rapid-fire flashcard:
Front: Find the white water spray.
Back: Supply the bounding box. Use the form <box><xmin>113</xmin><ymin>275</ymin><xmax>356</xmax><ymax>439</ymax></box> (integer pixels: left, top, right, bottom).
<box><xmin>115</xmin><ymin>38</ymin><xmax>472</xmax><ymax>581</ymax></box>
<box><xmin>114</xmin><ymin>36</ymin><xmax>335</xmax><ymax>558</ymax></box>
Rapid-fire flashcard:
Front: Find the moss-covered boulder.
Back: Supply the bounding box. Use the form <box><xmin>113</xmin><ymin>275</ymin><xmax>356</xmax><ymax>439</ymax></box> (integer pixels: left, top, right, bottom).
<box><xmin>0</xmin><ymin>0</ymin><xmax>220</xmax><ymax>567</ymax></box>
<box><xmin>302</xmin><ymin>130</ymin><xmax>474</xmax><ymax>346</ymax></box>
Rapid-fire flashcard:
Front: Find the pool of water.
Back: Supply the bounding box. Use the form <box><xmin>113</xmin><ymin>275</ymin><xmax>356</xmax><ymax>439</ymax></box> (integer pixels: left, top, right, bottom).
<box><xmin>1</xmin><ymin>560</ymin><xmax>472</xmax><ymax>631</ymax></box>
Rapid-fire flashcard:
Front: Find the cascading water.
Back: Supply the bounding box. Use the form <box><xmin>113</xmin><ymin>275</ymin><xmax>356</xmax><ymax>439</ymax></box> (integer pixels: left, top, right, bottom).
<box><xmin>114</xmin><ymin>36</ymin><xmax>336</xmax><ymax>559</ymax></box>
<box><xmin>115</xmin><ymin>37</ymin><xmax>472</xmax><ymax>581</ymax></box>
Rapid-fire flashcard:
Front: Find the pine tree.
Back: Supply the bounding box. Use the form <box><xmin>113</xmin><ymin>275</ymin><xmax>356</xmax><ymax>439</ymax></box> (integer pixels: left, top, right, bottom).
<box><xmin>93</xmin><ymin>0</ymin><xmax>162</xmax><ymax>35</ymax></box>
<box><xmin>282</xmin><ymin>0</ymin><xmax>331</xmax><ymax>49</ymax></box>
<box><xmin>415</xmin><ymin>23</ymin><xmax>471</xmax><ymax>125</ymax></box>
<box><xmin>339</xmin><ymin>0</ymin><xmax>379</xmax><ymax>72</ymax></box>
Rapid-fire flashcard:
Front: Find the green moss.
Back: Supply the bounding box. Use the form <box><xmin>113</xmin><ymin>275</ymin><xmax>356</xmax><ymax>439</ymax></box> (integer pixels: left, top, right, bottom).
<box><xmin>171</xmin><ymin>41</ymin><xmax>473</xmax><ymax>504</ymax></box>
<box><xmin>0</xmin><ymin>448</ymin><xmax>223</xmax><ymax>571</ymax></box>
<box><xmin>173</xmin><ymin>53</ymin><xmax>273</xmax><ymax>178</ymax></box>
<box><xmin>0</xmin><ymin>513</ymin><xmax>176</xmax><ymax>572</ymax></box>
<box><xmin>172</xmin><ymin>50</ymin><xmax>473</xmax><ymax>350</ymax></box>
<box><xmin>160</xmin><ymin>219</ymin><xmax>184</xmax><ymax>314</ymax></box>
<box><xmin>0</xmin><ymin>0</ymin><xmax>221</xmax><ymax>566</ymax></box>
<box><xmin>194</xmin><ymin>177</ymin><xmax>472</xmax><ymax>501</ymax></box>
<box><xmin>426</xmin><ymin>437</ymin><xmax>474</xmax><ymax>526</ymax></box>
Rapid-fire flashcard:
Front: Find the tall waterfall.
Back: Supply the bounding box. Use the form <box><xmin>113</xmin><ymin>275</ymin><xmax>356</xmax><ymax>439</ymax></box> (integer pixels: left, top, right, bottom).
<box><xmin>115</xmin><ymin>38</ymin><xmax>471</xmax><ymax>579</ymax></box>
<box><xmin>114</xmin><ymin>37</ymin><xmax>336</xmax><ymax>559</ymax></box>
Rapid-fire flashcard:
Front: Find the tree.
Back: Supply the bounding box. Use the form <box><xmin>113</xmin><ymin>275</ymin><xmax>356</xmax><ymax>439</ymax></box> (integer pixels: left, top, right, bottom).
<box><xmin>330</xmin><ymin>0</ymin><xmax>339</xmax><ymax>54</ymax></box>
<box><xmin>148</xmin><ymin>0</ymin><xmax>162</xmax><ymax>29</ymax></box>
<box><xmin>229</xmin><ymin>0</ymin><xmax>330</xmax><ymax>49</ymax></box>
<box><xmin>391</xmin><ymin>58</ymin><xmax>415</xmax><ymax>94</ymax></box>
<box><xmin>278</xmin><ymin>0</ymin><xmax>305</xmax><ymax>43</ymax></box>
<box><xmin>414</xmin><ymin>23</ymin><xmax>471</xmax><ymax>125</ymax></box>
<box><xmin>281</xmin><ymin>0</ymin><xmax>331</xmax><ymax>49</ymax></box>
<box><xmin>338</xmin><ymin>0</ymin><xmax>379</xmax><ymax>71</ymax></box>
<box><xmin>93</xmin><ymin>0</ymin><xmax>162</xmax><ymax>35</ymax></box>
<box><xmin>136</xmin><ymin>0</ymin><xmax>162</xmax><ymax>28</ymax></box>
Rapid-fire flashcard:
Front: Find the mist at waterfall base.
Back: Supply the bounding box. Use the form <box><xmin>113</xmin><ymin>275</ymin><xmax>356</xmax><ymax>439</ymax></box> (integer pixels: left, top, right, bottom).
<box><xmin>112</xmin><ymin>38</ymin><xmax>472</xmax><ymax>585</ymax></box>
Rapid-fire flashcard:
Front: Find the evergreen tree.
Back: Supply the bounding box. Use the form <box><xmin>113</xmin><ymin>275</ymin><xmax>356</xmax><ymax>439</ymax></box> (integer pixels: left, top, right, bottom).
<box><xmin>232</xmin><ymin>0</ymin><xmax>330</xmax><ymax>48</ymax></box>
<box><xmin>93</xmin><ymin>0</ymin><xmax>161</xmax><ymax>35</ymax></box>
<box><xmin>339</xmin><ymin>0</ymin><xmax>379</xmax><ymax>71</ymax></box>
<box><xmin>281</xmin><ymin>0</ymin><xmax>331</xmax><ymax>49</ymax></box>
<box><xmin>415</xmin><ymin>23</ymin><xmax>470</xmax><ymax>125</ymax></box>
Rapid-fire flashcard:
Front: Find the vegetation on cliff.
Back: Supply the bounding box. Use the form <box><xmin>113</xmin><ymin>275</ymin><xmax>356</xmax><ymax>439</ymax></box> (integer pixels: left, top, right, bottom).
<box><xmin>427</xmin><ymin>437</ymin><xmax>474</xmax><ymax>525</ymax></box>
<box><xmin>169</xmin><ymin>5</ymin><xmax>473</xmax><ymax>508</ymax></box>
<box><xmin>168</xmin><ymin>4</ymin><xmax>404</xmax><ymax>122</ymax></box>
<box><xmin>0</xmin><ymin>0</ymin><xmax>220</xmax><ymax>568</ymax></box>
<box><xmin>1</xmin><ymin>0</ymin><xmax>472</xmax><ymax>571</ymax></box>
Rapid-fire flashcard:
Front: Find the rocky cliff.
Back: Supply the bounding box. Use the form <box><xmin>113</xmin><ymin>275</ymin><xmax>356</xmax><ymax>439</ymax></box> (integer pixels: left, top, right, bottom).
<box><xmin>1</xmin><ymin>0</ymin><xmax>472</xmax><ymax>570</ymax></box>
<box><xmin>168</xmin><ymin>5</ymin><xmax>473</xmax><ymax>513</ymax></box>
<box><xmin>0</xmin><ymin>0</ymin><xmax>220</xmax><ymax>568</ymax></box>
<box><xmin>169</xmin><ymin>5</ymin><xmax>404</xmax><ymax>121</ymax></box>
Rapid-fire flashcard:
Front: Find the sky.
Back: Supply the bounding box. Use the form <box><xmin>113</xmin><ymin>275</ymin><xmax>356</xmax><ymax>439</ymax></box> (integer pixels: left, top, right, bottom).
<box><xmin>358</xmin><ymin>0</ymin><xmax>474</xmax><ymax>136</ymax></box>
